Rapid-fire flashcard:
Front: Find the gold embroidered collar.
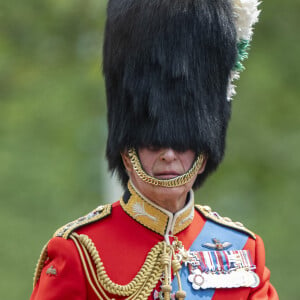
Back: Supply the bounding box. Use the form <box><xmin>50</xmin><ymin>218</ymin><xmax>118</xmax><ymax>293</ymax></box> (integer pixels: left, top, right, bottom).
<box><xmin>120</xmin><ymin>181</ymin><xmax>195</xmax><ymax>236</ymax></box>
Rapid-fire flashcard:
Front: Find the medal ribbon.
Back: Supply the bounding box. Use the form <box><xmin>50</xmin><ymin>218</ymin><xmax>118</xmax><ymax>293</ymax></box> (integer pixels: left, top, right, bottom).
<box><xmin>188</xmin><ymin>250</ymin><xmax>255</xmax><ymax>273</ymax></box>
<box><xmin>171</xmin><ymin>220</ymin><xmax>250</xmax><ymax>299</ymax></box>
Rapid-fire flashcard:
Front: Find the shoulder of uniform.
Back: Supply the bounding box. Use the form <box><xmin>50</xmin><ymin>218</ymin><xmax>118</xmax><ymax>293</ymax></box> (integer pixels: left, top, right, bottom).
<box><xmin>53</xmin><ymin>204</ymin><xmax>112</xmax><ymax>239</ymax></box>
<box><xmin>195</xmin><ymin>204</ymin><xmax>256</xmax><ymax>240</ymax></box>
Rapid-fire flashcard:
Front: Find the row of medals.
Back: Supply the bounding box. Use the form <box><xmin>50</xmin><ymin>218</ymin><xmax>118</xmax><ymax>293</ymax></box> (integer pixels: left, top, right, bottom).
<box><xmin>188</xmin><ymin>268</ymin><xmax>260</xmax><ymax>290</ymax></box>
<box><xmin>174</xmin><ymin>243</ymin><xmax>260</xmax><ymax>290</ymax></box>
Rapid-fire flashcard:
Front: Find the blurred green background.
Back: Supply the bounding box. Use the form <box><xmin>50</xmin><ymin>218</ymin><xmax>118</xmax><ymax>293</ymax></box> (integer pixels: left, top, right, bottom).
<box><xmin>0</xmin><ymin>0</ymin><xmax>299</xmax><ymax>299</ymax></box>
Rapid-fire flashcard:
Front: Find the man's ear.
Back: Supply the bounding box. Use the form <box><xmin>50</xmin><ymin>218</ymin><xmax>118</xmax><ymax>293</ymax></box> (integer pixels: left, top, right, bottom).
<box><xmin>197</xmin><ymin>155</ymin><xmax>208</xmax><ymax>175</ymax></box>
<box><xmin>121</xmin><ymin>151</ymin><xmax>133</xmax><ymax>173</ymax></box>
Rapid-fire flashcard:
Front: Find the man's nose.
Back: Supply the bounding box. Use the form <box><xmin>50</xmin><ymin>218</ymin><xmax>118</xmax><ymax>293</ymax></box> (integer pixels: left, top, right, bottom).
<box><xmin>159</xmin><ymin>149</ymin><xmax>177</xmax><ymax>162</ymax></box>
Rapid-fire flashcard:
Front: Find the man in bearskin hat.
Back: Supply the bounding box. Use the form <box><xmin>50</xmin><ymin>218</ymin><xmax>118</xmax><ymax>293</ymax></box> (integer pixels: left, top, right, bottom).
<box><xmin>30</xmin><ymin>0</ymin><xmax>278</xmax><ymax>299</ymax></box>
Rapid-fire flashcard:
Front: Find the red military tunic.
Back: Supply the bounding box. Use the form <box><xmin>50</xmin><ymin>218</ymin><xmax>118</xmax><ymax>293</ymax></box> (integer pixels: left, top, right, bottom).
<box><xmin>31</xmin><ymin>182</ymin><xmax>278</xmax><ymax>299</ymax></box>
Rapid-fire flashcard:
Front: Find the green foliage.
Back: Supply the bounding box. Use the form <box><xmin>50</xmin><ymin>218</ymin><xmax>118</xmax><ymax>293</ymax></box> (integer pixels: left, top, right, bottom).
<box><xmin>0</xmin><ymin>0</ymin><xmax>299</xmax><ymax>299</ymax></box>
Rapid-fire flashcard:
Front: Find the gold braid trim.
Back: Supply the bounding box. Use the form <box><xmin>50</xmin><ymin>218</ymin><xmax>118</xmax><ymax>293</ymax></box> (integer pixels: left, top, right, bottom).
<box><xmin>195</xmin><ymin>204</ymin><xmax>256</xmax><ymax>239</ymax></box>
<box><xmin>71</xmin><ymin>233</ymin><xmax>168</xmax><ymax>299</ymax></box>
<box><xmin>128</xmin><ymin>148</ymin><xmax>204</xmax><ymax>188</ymax></box>
<box><xmin>54</xmin><ymin>204</ymin><xmax>112</xmax><ymax>239</ymax></box>
<box><xmin>33</xmin><ymin>243</ymin><xmax>48</xmax><ymax>288</ymax></box>
<box><xmin>70</xmin><ymin>234</ymin><xmax>108</xmax><ymax>300</ymax></box>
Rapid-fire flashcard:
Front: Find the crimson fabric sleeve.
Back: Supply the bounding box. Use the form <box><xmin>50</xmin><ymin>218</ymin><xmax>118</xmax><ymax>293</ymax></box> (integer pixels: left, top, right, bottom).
<box><xmin>30</xmin><ymin>237</ymin><xmax>87</xmax><ymax>300</ymax></box>
<box><xmin>248</xmin><ymin>235</ymin><xmax>279</xmax><ymax>300</ymax></box>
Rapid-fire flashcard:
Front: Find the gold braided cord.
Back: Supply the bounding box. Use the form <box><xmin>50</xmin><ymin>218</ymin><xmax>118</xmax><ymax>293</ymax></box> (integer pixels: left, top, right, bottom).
<box><xmin>74</xmin><ymin>233</ymin><xmax>160</xmax><ymax>300</ymax></box>
<box><xmin>33</xmin><ymin>243</ymin><xmax>48</xmax><ymax>288</ymax></box>
<box><xmin>72</xmin><ymin>233</ymin><xmax>168</xmax><ymax>299</ymax></box>
<box><xmin>128</xmin><ymin>148</ymin><xmax>204</xmax><ymax>188</ymax></box>
<box><xmin>129</xmin><ymin>259</ymin><xmax>165</xmax><ymax>300</ymax></box>
<box><xmin>70</xmin><ymin>235</ymin><xmax>108</xmax><ymax>300</ymax></box>
<box><xmin>171</xmin><ymin>248</ymin><xmax>186</xmax><ymax>300</ymax></box>
<box><xmin>160</xmin><ymin>242</ymin><xmax>172</xmax><ymax>300</ymax></box>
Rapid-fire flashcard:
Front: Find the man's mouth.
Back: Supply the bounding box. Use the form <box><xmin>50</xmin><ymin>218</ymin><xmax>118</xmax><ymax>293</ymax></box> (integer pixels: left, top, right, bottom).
<box><xmin>154</xmin><ymin>172</ymin><xmax>181</xmax><ymax>179</ymax></box>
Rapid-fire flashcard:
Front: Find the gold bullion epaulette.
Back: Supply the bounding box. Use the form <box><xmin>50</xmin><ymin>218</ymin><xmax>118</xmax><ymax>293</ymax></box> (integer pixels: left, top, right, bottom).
<box><xmin>195</xmin><ymin>204</ymin><xmax>256</xmax><ymax>239</ymax></box>
<box><xmin>33</xmin><ymin>204</ymin><xmax>112</xmax><ymax>288</ymax></box>
<box><xmin>53</xmin><ymin>204</ymin><xmax>112</xmax><ymax>239</ymax></box>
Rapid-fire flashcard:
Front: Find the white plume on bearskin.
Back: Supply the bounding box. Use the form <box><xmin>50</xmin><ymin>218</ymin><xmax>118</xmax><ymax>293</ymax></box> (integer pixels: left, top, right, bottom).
<box><xmin>228</xmin><ymin>0</ymin><xmax>261</xmax><ymax>100</ymax></box>
<box><xmin>232</xmin><ymin>0</ymin><xmax>261</xmax><ymax>41</ymax></box>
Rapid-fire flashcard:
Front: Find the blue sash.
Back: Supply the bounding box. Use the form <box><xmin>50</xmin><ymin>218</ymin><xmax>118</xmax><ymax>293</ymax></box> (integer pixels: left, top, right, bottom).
<box><xmin>171</xmin><ymin>220</ymin><xmax>249</xmax><ymax>299</ymax></box>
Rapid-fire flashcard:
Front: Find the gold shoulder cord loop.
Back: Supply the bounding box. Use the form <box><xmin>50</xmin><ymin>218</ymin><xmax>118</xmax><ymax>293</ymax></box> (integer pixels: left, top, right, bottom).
<box><xmin>71</xmin><ymin>233</ymin><xmax>187</xmax><ymax>299</ymax></box>
<box><xmin>128</xmin><ymin>148</ymin><xmax>204</xmax><ymax>188</ymax></box>
<box><xmin>71</xmin><ymin>233</ymin><xmax>168</xmax><ymax>300</ymax></box>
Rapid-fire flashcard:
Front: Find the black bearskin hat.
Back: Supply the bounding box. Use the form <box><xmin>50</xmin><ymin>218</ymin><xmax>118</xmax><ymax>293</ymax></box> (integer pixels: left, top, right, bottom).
<box><xmin>103</xmin><ymin>0</ymin><xmax>237</xmax><ymax>189</ymax></box>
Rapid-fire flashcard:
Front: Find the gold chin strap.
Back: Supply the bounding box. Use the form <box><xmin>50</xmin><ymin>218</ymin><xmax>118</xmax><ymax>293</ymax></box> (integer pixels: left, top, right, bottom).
<box><xmin>128</xmin><ymin>148</ymin><xmax>204</xmax><ymax>188</ymax></box>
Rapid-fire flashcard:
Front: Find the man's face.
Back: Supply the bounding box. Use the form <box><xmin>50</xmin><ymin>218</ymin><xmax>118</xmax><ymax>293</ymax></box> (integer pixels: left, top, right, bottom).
<box><xmin>122</xmin><ymin>147</ymin><xmax>206</xmax><ymax>212</ymax></box>
<box><xmin>138</xmin><ymin>147</ymin><xmax>196</xmax><ymax>180</ymax></box>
